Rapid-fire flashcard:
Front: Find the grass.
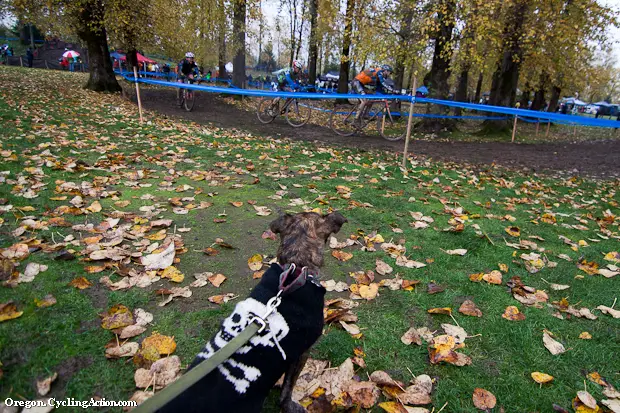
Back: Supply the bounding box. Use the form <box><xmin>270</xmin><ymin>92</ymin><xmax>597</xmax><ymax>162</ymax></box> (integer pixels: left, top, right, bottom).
<box><xmin>0</xmin><ymin>65</ymin><xmax>619</xmax><ymax>412</ymax></box>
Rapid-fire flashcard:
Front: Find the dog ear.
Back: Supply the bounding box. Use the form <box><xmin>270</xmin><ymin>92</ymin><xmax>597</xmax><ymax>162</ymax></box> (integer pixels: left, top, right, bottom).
<box><xmin>270</xmin><ymin>214</ymin><xmax>293</xmax><ymax>234</ymax></box>
<box><xmin>323</xmin><ymin>211</ymin><xmax>347</xmax><ymax>235</ymax></box>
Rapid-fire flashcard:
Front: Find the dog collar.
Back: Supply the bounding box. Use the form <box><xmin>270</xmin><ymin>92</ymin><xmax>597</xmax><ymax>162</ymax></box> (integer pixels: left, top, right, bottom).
<box><xmin>278</xmin><ymin>263</ymin><xmax>321</xmax><ymax>295</ymax></box>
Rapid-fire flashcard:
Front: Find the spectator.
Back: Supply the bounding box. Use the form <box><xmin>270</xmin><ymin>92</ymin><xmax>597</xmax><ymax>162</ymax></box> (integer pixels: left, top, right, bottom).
<box><xmin>162</xmin><ymin>63</ymin><xmax>170</xmax><ymax>80</ymax></box>
<box><xmin>248</xmin><ymin>74</ymin><xmax>253</xmax><ymax>84</ymax></box>
<box><xmin>206</xmin><ymin>70</ymin><xmax>212</xmax><ymax>82</ymax></box>
<box><xmin>60</xmin><ymin>57</ymin><xmax>69</xmax><ymax>70</ymax></box>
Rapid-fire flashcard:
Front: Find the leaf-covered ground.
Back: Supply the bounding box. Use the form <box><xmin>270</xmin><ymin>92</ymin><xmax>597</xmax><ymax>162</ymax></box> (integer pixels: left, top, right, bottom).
<box><xmin>1</xmin><ymin>66</ymin><xmax>619</xmax><ymax>412</ymax></box>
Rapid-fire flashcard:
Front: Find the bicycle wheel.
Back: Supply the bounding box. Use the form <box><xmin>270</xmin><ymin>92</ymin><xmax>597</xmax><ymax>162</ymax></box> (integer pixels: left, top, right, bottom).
<box><xmin>285</xmin><ymin>99</ymin><xmax>312</xmax><ymax>127</ymax></box>
<box><xmin>184</xmin><ymin>89</ymin><xmax>196</xmax><ymax>112</ymax></box>
<box><xmin>177</xmin><ymin>88</ymin><xmax>184</xmax><ymax>108</ymax></box>
<box><xmin>329</xmin><ymin>105</ymin><xmax>357</xmax><ymax>136</ymax></box>
<box><xmin>377</xmin><ymin>101</ymin><xmax>411</xmax><ymax>141</ymax></box>
<box><xmin>257</xmin><ymin>98</ymin><xmax>278</xmax><ymax>124</ymax></box>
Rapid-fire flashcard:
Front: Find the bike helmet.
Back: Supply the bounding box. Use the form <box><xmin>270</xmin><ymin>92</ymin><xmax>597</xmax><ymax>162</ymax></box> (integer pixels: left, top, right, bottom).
<box><xmin>185</xmin><ymin>52</ymin><xmax>195</xmax><ymax>58</ymax></box>
<box><xmin>381</xmin><ymin>64</ymin><xmax>393</xmax><ymax>73</ymax></box>
<box><xmin>293</xmin><ymin>60</ymin><xmax>303</xmax><ymax>70</ymax></box>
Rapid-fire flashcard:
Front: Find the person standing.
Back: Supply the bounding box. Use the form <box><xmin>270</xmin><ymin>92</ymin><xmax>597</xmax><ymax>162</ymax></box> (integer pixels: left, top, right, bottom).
<box><xmin>26</xmin><ymin>48</ymin><xmax>34</xmax><ymax>68</ymax></box>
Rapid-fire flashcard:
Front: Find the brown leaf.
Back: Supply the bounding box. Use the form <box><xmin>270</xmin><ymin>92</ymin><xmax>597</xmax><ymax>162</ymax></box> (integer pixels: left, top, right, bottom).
<box><xmin>208</xmin><ymin>273</ymin><xmax>227</xmax><ymax>287</ymax></box>
<box><xmin>105</xmin><ymin>342</ymin><xmax>139</xmax><ymax>358</ymax></box>
<box><xmin>119</xmin><ymin>325</ymin><xmax>147</xmax><ymax>339</ymax></box>
<box><xmin>483</xmin><ymin>270</ymin><xmax>503</xmax><ymax>285</ymax></box>
<box><xmin>37</xmin><ymin>372</ymin><xmax>58</xmax><ymax>396</ymax></box>
<box><xmin>332</xmin><ymin>250</ymin><xmax>353</xmax><ymax>261</ymax></box>
<box><xmin>376</xmin><ymin>259</ymin><xmax>393</xmax><ymax>276</ymax></box>
<box><xmin>577</xmin><ymin>391</ymin><xmax>598</xmax><ymax>409</ymax></box>
<box><xmin>208</xmin><ymin>293</ymin><xmax>237</xmax><ymax>304</ymax></box>
<box><xmin>203</xmin><ymin>247</ymin><xmax>219</xmax><ymax>256</ymax></box>
<box><xmin>262</xmin><ymin>230</ymin><xmax>277</xmax><ymax>240</ymax></box>
<box><xmin>100</xmin><ymin>304</ymin><xmax>134</xmax><ymax>330</ymax></box>
<box><xmin>401</xmin><ymin>327</ymin><xmax>422</xmax><ymax>346</ymax></box>
<box><xmin>473</xmin><ymin>388</ymin><xmax>497</xmax><ymax>410</ymax></box>
<box><xmin>543</xmin><ymin>330</ymin><xmax>566</xmax><ymax>355</ymax></box>
<box><xmin>427</xmin><ymin>283</ymin><xmax>445</xmax><ymax>294</ymax></box>
<box><xmin>459</xmin><ymin>300</ymin><xmax>482</xmax><ymax>317</ymax></box>
<box><xmin>69</xmin><ymin>276</ymin><xmax>92</xmax><ymax>289</ymax></box>
<box><xmin>502</xmin><ymin>306</ymin><xmax>526</xmax><ymax>321</ymax></box>
<box><xmin>342</xmin><ymin>380</ymin><xmax>380</xmax><ymax>408</ymax></box>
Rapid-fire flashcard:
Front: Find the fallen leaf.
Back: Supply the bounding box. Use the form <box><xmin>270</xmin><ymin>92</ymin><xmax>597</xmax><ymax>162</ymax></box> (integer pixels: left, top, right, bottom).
<box><xmin>502</xmin><ymin>306</ymin><xmax>526</xmax><ymax>321</ymax></box>
<box><xmin>376</xmin><ymin>259</ymin><xmax>393</xmax><ymax>275</ymax></box>
<box><xmin>68</xmin><ymin>276</ymin><xmax>92</xmax><ymax>289</ymax></box>
<box><xmin>531</xmin><ymin>372</ymin><xmax>554</xmax><ymax>384</ymax></box>
<box><xmin>142</xmin><ymin>332</ymin><xmax>177</xmax><ymax>355</ymax></box>
<box><xmin>332</xmin><ymin>250</ymin><xmax>353</xmax><ymax>261</ymax></box>
<box><xmin>208</xmin><ymin>293</ymin><xmax>237</xmax><ymax>304</ymax></box>
<box><xmin>473</xmin><ymin>388</ymin><xmax>497</xmax><ymax>410</ymax></box>
<box><xmin>342</xmin><ymin>380</ymin><xmax>380</xmax><ymax>408</ymax></box>
<box><xmin>37</xmin><ymin>372</ymin><xmax>58</xmax><ymax>396</ymax></box>
<box><xmin>596</xmin><ymin>305</ymin><xmax>620</xmax><ymax>318</ymax></box>
<box><xmin>579</xmin><ymin>332</ymin><xmax>592</xmax><ymax>340</ymax></box>
<box><xmin>86</xmin><ymin>200</ymin><xmax>102</xmax><ymax>213</ymax></box>
<box><xmin>208</xmin><ymin>273</ymin><xmax>227</xmax><ymax>287</ymax></box>
<box><xmin>441</xmin><ymin>323</ymin><xmax>467</xmax><ymax>344</ymax></box>
<box><xmin>444</xmin><ymin>249</ymin><xmax>467</xmax><ymax>256</ymax></box>
<box><xmin>160</xmin><ymin>266</ymin><xmax>184</xmax><ymax>283</ymax></box>
<box><xmin>34</xmin><ymin>294</ymin><xmax>57</xmax><ymax>308</ymax></box>
<box><xmin>105</xmin><ymin>342</ymin><xmax>139</xmax><ymax>358</ymax></box>
<box><xmin>142</xmin><ymin>242</ymin><xmax>175</xmax><ymax>270</ymax></box>
<box><xmin>427</xmin><ymin>307</ymin><xmax>452</xmax><ymax>315</ymax></box>
<box><xmin>135</xmin><ymin>356</ymin><xmax>182</xmax><ymax>390</ymax></box>
<box><xmin>203</xmin><ymin>247</ymin><xmax>219</xmax><ymax>256</ymax></box>
<box><xmin>100</xmin><ymin>304</ymin><xmax>134</xmax><ymax>330</ymax></box>
<box><xmin>158</xmin><ymin>286</ymin><xmax>192</xmax><ymax>306</ymax></box>
<box><xmin>248</xmin><ymin>254</ymin><xmax>263</xmax><ymax>271</ymax></box>
<box><xmin>134</xmin><ymin>308</ymin><xmax>153</xmax><ymax>326</ymax></box>
<box><xmin>577</xmin><ymin>391</ymin><xmax>598</xmax><ymax>409</ymax></box>
<box><xmin>543</xmin><ymin>330</ymin><xmax>566</xmax><ymax>355</ymax></box>
<box><xmin>119</xmin><ymin>325</ymin><xmax>147</xmax><ymax>339</ymax></box>
<box><xmin>459</xmin><ymin>300</ymin><xmax>482</xmax><ymax>317</ymax></box>
<box><xmin>401</xmin><ymin>327</ymin><xmax>422</xmax><ymax>345</ymax></box>
<box><xmin>505</xmin><ymin>226</ymin><xmax>521</xmax><ymax>237</ymax></box>
<box><xmin>483</xmin><ymin>270</ymin><xmax>503</xmax><ymax>285</ymax></box>
<box><xmin>230</xmin><ymin>201</ymin><xmax>243</xmax><ymax>207</ymax></box>
<box><xmin>601</xmin><ymin>399</ymin><xmax>620</xmax><ymax>413</ymax></box>
<box><xmin>359</xmin><ymin>283</ymin><xmax>379</xmax><ymax>300</ymax></box>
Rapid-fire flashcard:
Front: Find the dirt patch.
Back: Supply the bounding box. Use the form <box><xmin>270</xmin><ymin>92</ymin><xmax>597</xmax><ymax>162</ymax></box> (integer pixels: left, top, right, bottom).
<box><xmin>135</xmin><ymin>88</ymin><xmax>620</xmax><ymax>179</ymax></box>
<box><xmin>46</xmin><ymin>355</ymin><xmax>94</xmax><ymax>398</ymax></box>
<box><xmin>84</xmin><ymin>281</ymin><xmax>109</xmax><ymax>310</ymax></box>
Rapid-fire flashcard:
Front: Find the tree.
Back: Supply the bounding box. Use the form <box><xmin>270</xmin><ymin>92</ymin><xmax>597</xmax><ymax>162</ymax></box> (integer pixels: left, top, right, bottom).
<box><xmin>482</xmin><ymin>0</ymin><xmax>530</xmax><ymax>132</ymax></box>
<box><xmin>337</xmin><ymin>0</ymin><xmax>354</xmax><ymax>94</ymax></box>
<box><xmin>417</xmin><ymin>0</ymin><xmax>457</xmax><ymax>132</ymax></box>
<box><xmin>232</xmin><ymin>0</ymin><xmax>246</xmax><ymax>88</ymax></box>
<box><xmin>307</xmin><ymin>0</ymin><xmax>318</xmax><ymax>84</ymax></box>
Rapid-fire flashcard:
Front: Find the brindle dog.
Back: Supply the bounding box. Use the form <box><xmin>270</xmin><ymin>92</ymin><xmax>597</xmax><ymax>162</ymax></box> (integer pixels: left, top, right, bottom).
<box><xmin>270</xmin><ymin>211</ymin><xmax>348</xmax><ymax>412</ymax></box>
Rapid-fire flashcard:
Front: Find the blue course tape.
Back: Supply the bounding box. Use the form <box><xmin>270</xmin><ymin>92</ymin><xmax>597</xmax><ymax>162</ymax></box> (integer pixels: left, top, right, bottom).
<box><xmin>418</xmin><ymin>98</ymin><xmax>620</xmax><ymax>128</ymax></box>
<box><xmin>120</xmin><ymin>73</ymin><xmax>620</xmax><ymax>128</ymax></box>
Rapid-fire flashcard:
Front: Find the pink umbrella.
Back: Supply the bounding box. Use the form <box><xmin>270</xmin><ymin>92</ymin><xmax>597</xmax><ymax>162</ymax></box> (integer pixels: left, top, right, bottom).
<box><xmin>62</xmin><ymin>50</ymin><xmax>80</xmax><ymax>59</ymax></box>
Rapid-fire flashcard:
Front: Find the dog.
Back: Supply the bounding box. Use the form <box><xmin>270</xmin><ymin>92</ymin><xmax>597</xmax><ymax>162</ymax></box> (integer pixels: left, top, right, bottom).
<box><xmin>158</xmin><ymin>211</ymin><xmax>347</xmax><ymax>413</ymax></box>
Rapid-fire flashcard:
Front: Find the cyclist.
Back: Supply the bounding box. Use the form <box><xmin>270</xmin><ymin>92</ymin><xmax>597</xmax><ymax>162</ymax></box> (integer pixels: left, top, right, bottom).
<box><xmin>270</xmin><ymin>60</ymin><xmax>304</xmax><ymax>109</ymax></box>
<box><xmin>177</xmin><ymin>52</ymin><xmax>200</xmax><ymax>105</ymax></box>
<box><xmin>352</xmin><ymin>64</ymin><xmax>395</xmax><ymax>124</ymax></box>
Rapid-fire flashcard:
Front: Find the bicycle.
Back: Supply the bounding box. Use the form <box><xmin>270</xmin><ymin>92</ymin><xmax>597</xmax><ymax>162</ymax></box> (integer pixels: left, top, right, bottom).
<box><xmin>177</xmin><ymin>77</ymin><xmax>196</xmax><ymax>112</ymax></box>
<box><xmin>256</xmin><ymin>91</ymin><xmax>312</xmax><ymax>128</ymax></box>
<box><xmin>329</xmin><ymin>95</ymin><xmax>412</xmax><ymax>141</ymax></box>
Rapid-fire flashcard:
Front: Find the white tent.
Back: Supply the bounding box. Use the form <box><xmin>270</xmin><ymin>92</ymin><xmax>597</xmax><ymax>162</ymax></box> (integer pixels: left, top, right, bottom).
<box><xmin>565</xmin><ymin>97</ymin><xmax>587</xmax><ymax>106</ymax></box>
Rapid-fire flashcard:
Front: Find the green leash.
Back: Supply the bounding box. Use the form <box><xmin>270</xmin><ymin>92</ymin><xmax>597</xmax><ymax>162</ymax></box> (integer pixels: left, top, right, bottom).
<box><xmin>133</xmin><ymin>321</ymin><xmax>262</xmax><ymax>413</ymax></box>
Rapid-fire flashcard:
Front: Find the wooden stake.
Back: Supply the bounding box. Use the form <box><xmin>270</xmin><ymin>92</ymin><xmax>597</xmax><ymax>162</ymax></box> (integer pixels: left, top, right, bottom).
<box><xmin>401</xmin><ymin>74</ymin><xmax>417</xmax><ymax>170</ymax></box>
<box><xmin>536</xmin><ymin>121</ymin><xmax>539</xmax><ymax>136</ymax></box>
<box><xmin>511</xmin><ymin>115</ymin><xmax>518</xmax><ymax>143</ymax></box>
<box><xmin>20</xmin><ymin>56</ymin><xmax>23</xmax><ymax>67</ymax></box>
<box><xmin>573</xmin><ymin>125</ymin><xmax>577</xmax><ymax>136</ymax></box>
<box><xmin>133</xmin><ymin>66</ymin><xmax>144</xmax><ymax>123</ymax></box>
<box><xmin>546</xmin><ymin>121</ymin><xmax>550</xmax><ymax>137</ymax></box>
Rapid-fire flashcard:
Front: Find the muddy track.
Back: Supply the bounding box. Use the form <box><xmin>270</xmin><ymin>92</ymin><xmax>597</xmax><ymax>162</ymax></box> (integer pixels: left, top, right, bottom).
<box><xmin>137</xmin><ymin>88</ymin><xmax>620</xmax><ymax>179</ymax></box>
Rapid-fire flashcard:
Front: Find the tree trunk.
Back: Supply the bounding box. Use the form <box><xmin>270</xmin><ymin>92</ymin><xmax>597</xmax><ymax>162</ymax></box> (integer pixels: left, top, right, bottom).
<box><xmin>417</xmin><ymin>0</ymin><xmax>456</xmax><ymax>132</ymax></box>
<box><xmin>548</xmin><ymin>85</ymin><xmax>561</xmax><ymax>112</ymax></box>
<box><xmin>75</xmin><ymin>0</ymin><xmax>121</xmax><ymax>93</ymax></box>
<box><xmin>307</xmin><ymin>0</ymin><xmax>319</xmax><ymax>85</ymax></box>
<box><xmin>29</xmin><ymin>24</ymin><xmax>35</xmax><ymax>49</ymax></box>
<box><xmin>454</xmin><ymin>67</ymin><xmax>469</xmax><ymax>116</ymax></box>
<box><xmin>218</xmin><ymin>0</ymin><xmax>227</xmax><ymax>79</ymax></box>
<box><xmin>482</xmin><ymin>0</ymin><xmax>529</xmax><ymax>132</ymax></box>
<box><xmin>474</xmin><ymin>71</ymin><xmax>483</xmax><ymax>103</ymax></box>
<box><xmin>337</xmin><ymin>0</ymin><xmax>355</xmax><ymax>95</ymax></box>
<box><xmin>232</xmin><ymin>0</ymin><xmax>246</xmax><ymax>88</ymax></box>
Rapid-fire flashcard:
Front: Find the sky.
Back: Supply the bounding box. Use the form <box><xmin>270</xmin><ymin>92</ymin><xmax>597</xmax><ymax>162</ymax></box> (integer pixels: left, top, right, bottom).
<box><xmin>599</xmin><ymin>0</ymin><xmax>620</xmax><ymax>63</ymax></box>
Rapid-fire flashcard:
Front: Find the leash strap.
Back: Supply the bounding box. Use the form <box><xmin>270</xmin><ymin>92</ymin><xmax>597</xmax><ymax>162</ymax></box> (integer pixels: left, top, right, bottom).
<box><xmin>133</xmin><ymin>320</ymin><xmax>262</xmax><ymax>412</ymax></box>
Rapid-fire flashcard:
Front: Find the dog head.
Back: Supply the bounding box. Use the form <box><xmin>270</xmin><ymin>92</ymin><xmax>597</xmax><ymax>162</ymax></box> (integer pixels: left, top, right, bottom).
<box><xmin>270</xmin><ymin>211</ymin><xmax>347</xmax><ymax>272</ymax></box>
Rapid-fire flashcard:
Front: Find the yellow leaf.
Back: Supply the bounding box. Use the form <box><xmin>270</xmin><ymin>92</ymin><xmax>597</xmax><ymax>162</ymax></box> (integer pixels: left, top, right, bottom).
<box><xmin>86</xmin><ymin>200</ymin><xmax>102</xmax><ymax>213</ymax></box>
<box><xmin>100</xmin><ymin>304</ymin><xmax>134</xmax><ymax>330</ymax></box>
<box><xmin>0</xmin><ymin>302</ymin><xmax>23</xmax><ymax>322</ymax></box>
<box><xmin>499</xmin><ymin>263</ymin><xmax>508</xmax><ymax>272</ymax></box>
<box><xmin>69</xmin><ymin>277</ymin><xmax>92</xmax><ymax>289</ymax></box>
<box><xmin>505</xmin><ymin>226</ymin><xmax>521</xmax><ymax>237</ymax></box>
<box><xmin>34</xmin><ymin>294</ymin><xmax>57</xmax><ymax>308</ymax></box>
<box><xmin>248</xmin><ymin>254</ymin><xmax>263</xmax><ymax>271</ymax></box>
<box><xmin>359</xmin><ymin>283</ymin><xmax>379</xmax><ymax>300</ymax></box>
<box><xmin>502</xmin><ymin>306</ymin><xmax>525</xmax><ymax>321</ymax></box>
<box><xmin>161</xmin><ymin>266</ymin><xmax>184</xmax><ymax>283</ymax></box>
<box><xmin>428</xmin><ymin>307</ymin><xmax>452</xmax><ymax>315</ymax></box>
<box><xmin>332</xmin><ymin>250</ymin><xmax>353</xmax><ymax>261</ymax></box>
<box><xmin>142</xmin><ymin>332</ymin><xmax>176</xmax><ymax>355</ymax></box>
<box><xmin>579</xmin><ymin>332</ymin><xmax>592</xmax><ymax>340</ymax></box>
<box><xmin>531</xmin><ymin>372</ymin><xmax>554</xmax><ymax>384</ymax></box>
